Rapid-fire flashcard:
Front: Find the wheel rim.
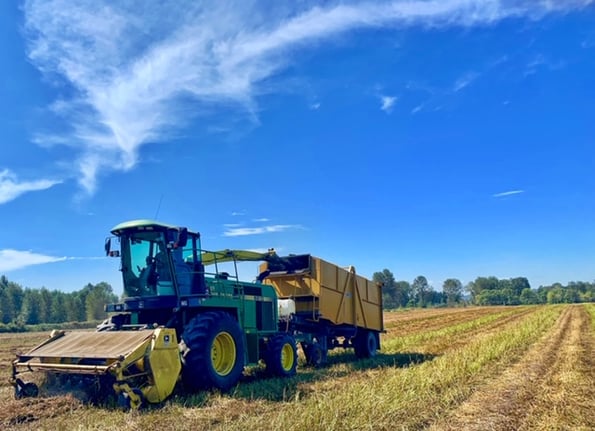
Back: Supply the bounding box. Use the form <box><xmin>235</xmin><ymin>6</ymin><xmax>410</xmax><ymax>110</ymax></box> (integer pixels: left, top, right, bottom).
<box><xmin>211</xmin><ymin>331</ymin><xmax>236</xmax><ymax>376</ymax></box>
<box><xmin>280</xmin><ymin>342</ymin><xmax>294</xmax><ymax>371</ymax></box>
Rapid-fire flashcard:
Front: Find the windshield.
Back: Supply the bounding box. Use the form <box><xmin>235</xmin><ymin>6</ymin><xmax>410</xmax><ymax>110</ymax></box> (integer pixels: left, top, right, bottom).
<box><xmin>121</xmin><ymin>231</ymin><xmax>168</xmax><ymax>297</ymax></box>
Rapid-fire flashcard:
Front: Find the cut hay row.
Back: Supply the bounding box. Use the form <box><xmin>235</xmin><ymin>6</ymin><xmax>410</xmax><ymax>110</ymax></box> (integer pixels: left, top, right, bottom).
<box><xmin>429</xmin><ymin>304</ymin><xmax>595</xmax><ymax>430</ymax></box>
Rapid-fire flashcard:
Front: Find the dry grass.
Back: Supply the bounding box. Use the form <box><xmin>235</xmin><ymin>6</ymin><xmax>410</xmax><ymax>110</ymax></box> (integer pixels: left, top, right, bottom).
<box><xmin>0</xmin><ymin>305</ymin><xmax>593</xmax><ymax>430</ymax></box>
<box><xmin>429</xmin><ymin>304</ymin><xmax>595</xmax><ymax>431</ymax></box>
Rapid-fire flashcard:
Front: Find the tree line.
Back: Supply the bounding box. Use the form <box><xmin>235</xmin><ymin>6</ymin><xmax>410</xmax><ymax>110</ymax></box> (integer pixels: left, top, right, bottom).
<box><xmin>2</xmin><ymin>270</ymin><xmax>594</xmax><ymax>327</ymax></box>
<box><xmin>373</xmin><ymin>269</ymin><xmax>595</xmax><ymax>309</ymax></box>
<box><xmin>0</xmin><ymin>275</ymin><xmax>117</xmax><ymax>329</ymax></box>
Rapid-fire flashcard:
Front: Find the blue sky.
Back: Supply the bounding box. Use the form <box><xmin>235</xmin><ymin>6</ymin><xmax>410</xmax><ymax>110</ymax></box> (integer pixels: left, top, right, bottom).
<box><xmin>1</xmin><ymin>0</ymin><xmax>594</xmax><ymax>295</ymax></box>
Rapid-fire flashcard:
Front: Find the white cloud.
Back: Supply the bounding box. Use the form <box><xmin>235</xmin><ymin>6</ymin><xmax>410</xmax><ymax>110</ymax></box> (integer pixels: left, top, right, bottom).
<box><xmin>380</xmin><ymin>95</ymin><xmax>397</xmax><ymax>113</ymax></box>
<box><xmin>252</xmin><ymin>218</ymin><xmax>270</xmax><ymax>222</ymax></box>
<box><xmin>310</xmin><ymin>102</ymin><xmax>321</xmax><ymax>110</ymax></box>
<box><xmin>223</xmin><ymin>224</ymin><xmax>302</xmax><ymax>237</ymax></box>
<box><xmin>492</xmin><ymin>190</ymin><xmax>524</xmax><ymax>198</ymax></box>
<box><xmin>23</xmin><ymin>0</ymin><xmax>593</xmax><ymax>194</ymax></box>
<box><xmin>453</xmin><ymin>71</ymin><xmax>479</xmax><ymax>92</ymax></box>
<box><xmin>0</xmin><ymin>169</ymin><xmax>61</xmax><ymax>204</ymax></box>
<box><xmin>0</xmin><ymin>249</ymin><xmax>67</xmax><ymax>272</ymax></box>
<box><xmin>411</xmin><ymin>103</ymin><xmax>424</xmax><ymax>114</ymax></box>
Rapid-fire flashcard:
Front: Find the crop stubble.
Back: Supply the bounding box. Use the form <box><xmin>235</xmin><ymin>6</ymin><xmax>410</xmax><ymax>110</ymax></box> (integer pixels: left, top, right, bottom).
<box><xmin>0</xmin><ymin>305</ymin><xmax>592</xmax><ymax>431</ymax></box>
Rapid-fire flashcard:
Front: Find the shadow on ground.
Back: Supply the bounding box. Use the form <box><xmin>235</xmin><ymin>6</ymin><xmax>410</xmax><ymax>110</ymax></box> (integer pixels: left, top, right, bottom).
<box><xmin>171</xmin><ymin>351</ymin><xmax>438</xmax><ymax>407</ymax></box>
<box><xmin>5</xmin><ymin>352</ymin><xmax>437</xmax><ymax>414</ymax></box>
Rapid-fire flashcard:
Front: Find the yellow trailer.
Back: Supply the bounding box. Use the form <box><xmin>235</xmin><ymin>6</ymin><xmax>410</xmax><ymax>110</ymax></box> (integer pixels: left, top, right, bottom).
<box><xmin>259</xmin><ymin>254</ymin><xmax>383</xmax><ymax>366</ymax></box>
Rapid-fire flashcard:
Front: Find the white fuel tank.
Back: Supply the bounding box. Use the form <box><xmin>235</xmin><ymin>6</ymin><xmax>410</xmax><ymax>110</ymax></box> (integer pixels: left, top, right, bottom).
<box><xmin>278</xmin><ymin>299</ymin><xmax>296</xmax><ymax>319</ymax></box>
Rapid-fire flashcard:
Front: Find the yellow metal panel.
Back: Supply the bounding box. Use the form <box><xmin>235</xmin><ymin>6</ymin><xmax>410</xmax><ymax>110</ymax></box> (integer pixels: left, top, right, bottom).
<box><xmin>264</xmin><ymin>255</ymin><xmax>383</xmax><ymax>332</ymax></box>
<box><xmin>22</xmin><ymin>330</ymin><xmax>154</xmax><ymax>360</ymax></box>
<box><xmin>142</xmin><ymin>328</ymin><xmax>181</xmax><ymax>403</ymax></box>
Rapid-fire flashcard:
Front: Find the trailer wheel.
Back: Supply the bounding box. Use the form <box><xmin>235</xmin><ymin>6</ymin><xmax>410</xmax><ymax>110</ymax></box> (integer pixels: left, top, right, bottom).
<box><xmin>265</xmin><ymin>334</ymin><xmax>297</xmax><ymax>377</ymax></box>
<box><xmin>180</xmin><ymin>311</ymin><xmax>245</xmax><ymax>392</ymax></box>
<box><xmin>354</xmin><ymin>330</ymin><xmax>378</xmax><ymax>359</ymax></box>
<box><xmin>302</xmin><ymin>342</ymin><xmax>327</xmax><ymax>368</ymax></box>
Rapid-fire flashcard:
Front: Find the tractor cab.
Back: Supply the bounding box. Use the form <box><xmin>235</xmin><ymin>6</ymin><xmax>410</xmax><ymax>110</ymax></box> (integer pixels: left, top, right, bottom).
<box><xmin>106</xmin><ymin>220</ymin><xmax>206</xmax><ymax>299</ymax></box>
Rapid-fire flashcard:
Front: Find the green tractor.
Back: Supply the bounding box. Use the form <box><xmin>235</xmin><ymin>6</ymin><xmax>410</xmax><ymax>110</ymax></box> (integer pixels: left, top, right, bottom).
<box><xmin>12</xmin><ymin>220</ymin><xmax>299</xmax><ymax>408</ymax></box>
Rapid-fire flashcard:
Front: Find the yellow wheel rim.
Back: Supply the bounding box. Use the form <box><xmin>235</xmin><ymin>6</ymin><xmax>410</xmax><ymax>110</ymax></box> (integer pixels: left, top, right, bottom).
<box><xmin>280</xmin><ymin>343</ymin><xmax>294</xmax><ymax>371</ymax></box>
<box><xmin>211</xmin><ymin>332</ymin><xmax>236</xmax><ymax>376</ymax></box>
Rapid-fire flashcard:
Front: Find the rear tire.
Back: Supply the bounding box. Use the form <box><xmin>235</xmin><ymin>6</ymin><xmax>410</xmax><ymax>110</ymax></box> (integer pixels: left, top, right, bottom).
<box><xmin>180</xmin><ymin>311</ymin><xmax>245</xmax><ymax>392</ymax></box>
<box><xmin>302</xmin><ymin>341</ymin><xmax>327</xmax><ymax>367</ymax></box>
<box><xmin>353</xmin><ymin>330</ymin><xmax>378</xmax><ymax>359</ymax></box>
<box><xmin>265</xmin><ymin>333</ymin><xmax>297</xmax><ymax>377</ymax></box>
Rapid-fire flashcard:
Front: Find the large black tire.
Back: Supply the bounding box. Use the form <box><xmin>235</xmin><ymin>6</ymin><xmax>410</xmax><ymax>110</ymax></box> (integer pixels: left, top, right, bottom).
<box><xmin>265</xmin><ymin>333</ymin><xmax>297</xmax><ymax>377</ymax></box>
<box><xmin>353</xmin><ymin>330</ymin><xmax>378</xmax><ymax>359</ymax></box>
<box><xmin>301</xmin><ymin>341</ymin><xmax>327</xmax><ymax>368</ymax></box>
<box><xmin>179</xmin><ymin>311</ymin><xmax>245</xmax><ymax>392</ymax></box>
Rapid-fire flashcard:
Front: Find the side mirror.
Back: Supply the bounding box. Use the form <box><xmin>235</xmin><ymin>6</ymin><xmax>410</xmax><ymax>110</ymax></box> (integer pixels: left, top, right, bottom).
<box><xmin>105</xmin><ymin>237</ymin><xmax>120</xmax><ymax>257</ymax></box>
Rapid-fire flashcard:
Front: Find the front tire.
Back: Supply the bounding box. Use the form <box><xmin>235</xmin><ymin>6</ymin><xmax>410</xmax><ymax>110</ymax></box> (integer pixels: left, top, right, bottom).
<box><xmin>180</xmin><ymin>311</ymin><xmax>245</xmax><ymax>392</ymax></box>
<box><xmin>265</xmin><ymin>333</ymin><xmax>297</xmax><ymax>377</ymax></box>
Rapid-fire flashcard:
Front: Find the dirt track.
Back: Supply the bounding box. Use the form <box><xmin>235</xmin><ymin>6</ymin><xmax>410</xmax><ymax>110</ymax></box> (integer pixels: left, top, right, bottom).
<box><xmin>429</xmin><ymin>305</ymin><xmax>595</xmax><ymax>431</ymax></box>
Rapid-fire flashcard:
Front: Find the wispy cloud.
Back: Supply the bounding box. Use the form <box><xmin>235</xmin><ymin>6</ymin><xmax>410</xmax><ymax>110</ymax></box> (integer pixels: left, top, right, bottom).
<box><xmin>223</xmin><ymin>224</ymin><xmax>302</xmax><ymax>237</ymax></box>
<box><xmin>524</xmin><ymin>53</ymin><xmax>566</xmax><ymax>77</ymax></box>
<box><xmin>23</xmin><ymin>0</ymin><xmax>592</xmax><ymax>194</ymax></box>
<box><xmin>0</xmin><ymin>249</ymin><xmax>67</xmax><ymax>272</ymax></box>
<box><xmin>252</xmin><ymin>218</ymin><xmax>270</xmax><ymax>222</ymax></box>
<box><xmin>0</xmin><ymin>169</ymin><xmax>61</xmax><ymax>204</ymax></box>
<box><xmin>492</xmin><ymin>190</ymin><xmax>524</xmax><ymax>198</ymax></box>
<box><xmin>411</xmin><ymin>103</ymin><xmax>425</xmax><ymax>114</ymax></box>
<box><xmin>452</xmin><ymin>71</ymin><xmax>479</xmax><ymax>92</ymax></box>
<box><xmin>380</xmin><ymin>95</ymin><xmax>397</xmax><ymax>113</ymax></box>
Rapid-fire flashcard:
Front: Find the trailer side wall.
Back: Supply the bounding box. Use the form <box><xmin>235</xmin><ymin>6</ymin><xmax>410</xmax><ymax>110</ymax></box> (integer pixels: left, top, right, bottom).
<box><xmin>261</xmin><ymin>256</ymin><xmax>383</xmax><ymax>332</ymax></box>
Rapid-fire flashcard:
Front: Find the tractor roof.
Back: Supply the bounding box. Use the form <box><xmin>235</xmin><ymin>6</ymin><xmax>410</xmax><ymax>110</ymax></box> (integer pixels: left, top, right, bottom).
<box><xmin>110</xmin><ymin>219</ymin><xmax>197</xmax><ymax>236</ymax></box>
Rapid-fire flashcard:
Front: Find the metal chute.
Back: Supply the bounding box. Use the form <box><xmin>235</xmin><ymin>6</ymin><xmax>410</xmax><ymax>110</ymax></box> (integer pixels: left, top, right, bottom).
<box><xmin>200</xmin><ymin>249</ymin><xmax>277</xmax><ymax>266</ymax></box>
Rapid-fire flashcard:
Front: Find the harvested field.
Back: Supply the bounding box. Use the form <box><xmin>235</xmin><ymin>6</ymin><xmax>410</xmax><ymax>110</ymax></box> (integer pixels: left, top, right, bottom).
<box><xmin>1</xmin><ymin>304</ymin><xmax>593</xmax><ymax>430</ymax></box>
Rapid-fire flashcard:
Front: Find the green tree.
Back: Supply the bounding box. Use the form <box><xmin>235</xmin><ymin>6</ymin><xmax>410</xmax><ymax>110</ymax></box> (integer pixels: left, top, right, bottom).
<box><xmin>467</xmin><ymin>276</ymin><xmax>499</xmax><ymax>303</ymax></box>
<box><xmin>38</xmin><ymin>287</ymin><xmax>53</xmax><ymax>323</ymax></box>
<box><xmin>19</xmin><ymin>289</ymin><xmax>42</xmax><ymax>324</ymax></box>
<box><xmin>373</xmin><ymin>269</ymin><xmax>398</xmax><ymax>310</ymax></box>
<box><xmin>546</xmin><ymin>287</ymin><xmax>565</xmax><ymax>304</ymax></box>
<box><xmin>50</xmin><ymin>291</ymin><xmax>67</xmax><ymax>323</ymax></box>
<box><xmin>394</xmin><ymin>281</ymin><xmax>412</xmax><ymax>307</ymax></box>
<box><xmin>64</xmin><ymin>294</ymin><xmax>85</xmax><ymax>322</ymax></box>
<box><xmin>442</xmin><ymin>278</ymin><xmax>463</xmax><ymax>305</ymax></box>
<box><xmin>510</xmin><ymin>277</ymin><xmax>531</xmax><ymax>296</ymax></box>
<box><xmin>5</xmin><ymin>282</ymin><xmax>24</xmax><ymax>320</ymax></box>
<box><xmin>562</xmin><ymin>288</ymin><xmax>580</xmax><ymax>303</ymax></box>
<box><xmin>85</xmin><ymin>282</ymin><xmax>118</xmax><ymax>321</ymax></box>
<box><xmin>0</xmin><ymin>287</ymin><xmax>13</xmax><ymax>323</ymax></box>
<box><xmin>477</xmin><ymin>289</ymin><xmax>507</xmax><ymax>305</ymax></box>
<box><xmin>519</xmin><ymin>288</ymin><xmax>540</xmax><ymax>305</ymax></box>
<box><xmin>412</xmin><ymin>276</ymin><xmax>431</xmax><ymax>307</ymax></box>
